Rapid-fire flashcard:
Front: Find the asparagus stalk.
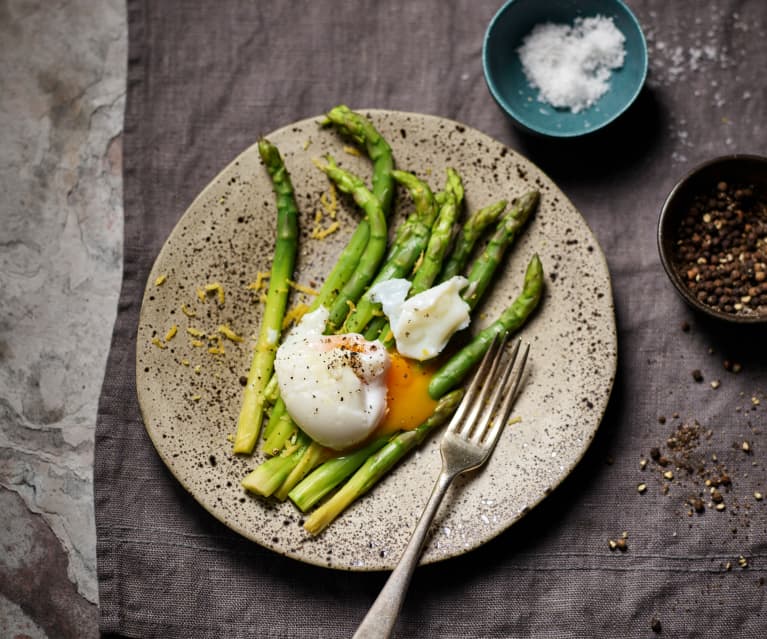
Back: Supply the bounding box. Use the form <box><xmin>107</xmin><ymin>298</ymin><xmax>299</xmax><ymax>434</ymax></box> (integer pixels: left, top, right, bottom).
<box><xmin>439</xmin><ymin>200</ymin><xmax>508</xmax><ymax>282</ymax></box>
<box><xmin>317</xmin><ymin>157</ymin><xmax>389</xmax><ymax>333</ymax></box>
<box><xmin>273</xmin><ymin>441</ymin><xmax>333</xmax><ymax>501</ymax></box>
<box><xmin>241</xmin><ymin>430</ymin><xmax>312</xmax><ymax>497</ymax></box>
<box><xmin>302</xmin><ymin>390</ymin><xmax>464</xmax><ymax>535</ymax></box>
<box><xmin>288</xmin><ymin>436</ymin><xmax>390</xmax><ymax>512</ymax></box>
<box><xmin>261</xmin><ymin>399</ymin><xmax>297</xmax><ymax>456</ymax></box>
<box><xmin>342</xmin><ymin>170</ymin><xmax>437</xmax><ymax>334</ymax></box>
<box><xmin>323</xmin><ymin>105</ymin><xmax>395</xmax><ymax>215</ymax></box>
<box><xmin>311</xmin><ymin>106</ymin><xmax>395</xmax><ymax>311</ymax></box>
<box><xmin>428</xmin><ymin>253</ymin><xmax>544</xmax><ymax>399</ymax></box>
<box><xmin>234</xmin><ymin>139</ymin><xmax>299</xmax><ymax>454</ymax></box>
<box><xmin>462</xmin><ymin>191</ymin><xmax>539</xmax><ymax>311</ymax></box>
<box><xmin>409</xmin><ymin>168</ymin><xmax>463</xmax><ymax>295</ymax></box>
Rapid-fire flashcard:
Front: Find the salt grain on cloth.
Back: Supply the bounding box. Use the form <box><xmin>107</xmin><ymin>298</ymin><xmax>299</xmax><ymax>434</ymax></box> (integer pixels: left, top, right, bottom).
<box><xmin>518</xmin><ymin>16</ymin><xmax>626</xmax><ymax>113</ymax></box>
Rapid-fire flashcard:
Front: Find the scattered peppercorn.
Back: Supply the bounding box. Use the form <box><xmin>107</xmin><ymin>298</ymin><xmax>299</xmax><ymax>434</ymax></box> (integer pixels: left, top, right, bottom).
<box><xmin>681</xmin><ymin>320</ymin><xmax>690</xmax><ymax>332</ymax></box>
<box><xmin>651</xmin><ymin>617</ymin><xmax>662</xmax><ymax>633</ymax></box>
<box><xmin>692</xmin><ymin>369</ymin><xmax>704</xmax><ymax>382</ymax></box>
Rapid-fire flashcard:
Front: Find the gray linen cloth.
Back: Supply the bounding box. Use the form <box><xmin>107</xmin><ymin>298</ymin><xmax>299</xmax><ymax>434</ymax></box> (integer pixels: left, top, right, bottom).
<box><xmin>96</xmin><ymin>1</ymin><xmax>767</xmax><ymax>636</ymax></box>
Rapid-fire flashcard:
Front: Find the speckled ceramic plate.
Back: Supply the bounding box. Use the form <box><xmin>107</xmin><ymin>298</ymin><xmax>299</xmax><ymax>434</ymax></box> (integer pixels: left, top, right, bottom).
<box><xmin>137</xmin><ymin>110</ymin><xmax>617</xmax><ymax>570</ymax></box>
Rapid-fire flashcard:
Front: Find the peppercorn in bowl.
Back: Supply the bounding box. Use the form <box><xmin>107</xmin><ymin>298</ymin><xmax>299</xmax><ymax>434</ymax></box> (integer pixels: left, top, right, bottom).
<box><xmin>658</xmin><ymin>154</ymin><xmax>767</xmax><ymax>323</ymax></box>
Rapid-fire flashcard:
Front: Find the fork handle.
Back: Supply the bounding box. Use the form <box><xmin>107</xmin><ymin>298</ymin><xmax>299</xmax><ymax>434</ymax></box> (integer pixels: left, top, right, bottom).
<box><xmin>352</xmin><ymin>468</ymin><xmax>457</xmax><ymax>639</ymax></box>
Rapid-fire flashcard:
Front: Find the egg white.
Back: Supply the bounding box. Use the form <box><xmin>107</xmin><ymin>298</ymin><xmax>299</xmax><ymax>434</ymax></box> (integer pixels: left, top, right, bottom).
<box><xmin>368</xmin><ymin>276</ymin><xmax>471</xmax><ymax>360</ymax></box>
<box><xmin>273</xmin><ymin>307</ymin><xmax>390</xmax><ymax>450</ymax></box>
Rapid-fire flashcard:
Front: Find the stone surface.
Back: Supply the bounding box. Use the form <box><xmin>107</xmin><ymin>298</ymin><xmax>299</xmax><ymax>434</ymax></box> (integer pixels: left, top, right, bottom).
<box><xmin>0</xmin><ymin>0</ymin><xmax>126</xmax><ymax>633</ymax></box>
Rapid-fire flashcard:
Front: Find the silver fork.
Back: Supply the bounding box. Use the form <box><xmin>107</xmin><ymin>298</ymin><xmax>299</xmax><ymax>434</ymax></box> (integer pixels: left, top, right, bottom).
<box><xmin>352</xmin><ymin>334</ymin><xmax>530</xmax><ymax>639</ymax></box>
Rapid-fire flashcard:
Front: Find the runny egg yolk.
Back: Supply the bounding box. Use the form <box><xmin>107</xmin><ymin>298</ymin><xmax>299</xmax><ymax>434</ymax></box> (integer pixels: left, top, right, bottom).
<box><xmin>375</xmin><ymin>352</ymin><xmax>438</xmax><ymax>437</ymax></box>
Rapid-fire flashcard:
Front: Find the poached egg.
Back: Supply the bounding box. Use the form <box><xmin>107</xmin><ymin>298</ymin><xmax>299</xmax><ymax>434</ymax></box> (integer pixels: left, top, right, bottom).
<box><xmin>274</xmin><ymin>276</ymin><xmax>471</xmax><ymax>451</ymax></box>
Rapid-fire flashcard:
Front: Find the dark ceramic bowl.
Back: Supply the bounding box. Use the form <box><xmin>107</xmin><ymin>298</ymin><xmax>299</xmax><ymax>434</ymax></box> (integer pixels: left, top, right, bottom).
<box><xmin>658</xmin><ymin>154</ymin><xmax>767</xmax><ymax>324</ymax></box>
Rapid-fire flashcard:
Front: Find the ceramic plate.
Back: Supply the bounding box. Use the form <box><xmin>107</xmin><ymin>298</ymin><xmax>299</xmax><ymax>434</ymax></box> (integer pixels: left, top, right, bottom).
<box><xmin>137</xmin><ymin>110</ymin><xmax>617</xmax><ymax>570</ymax></box>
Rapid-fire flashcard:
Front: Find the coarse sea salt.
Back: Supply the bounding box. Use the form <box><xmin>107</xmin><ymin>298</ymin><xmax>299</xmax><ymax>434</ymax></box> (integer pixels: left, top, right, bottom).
<box><xmin>518</xmin><ymin>15</ymin><xmax>626</xmax><ymax>114</ymax></box>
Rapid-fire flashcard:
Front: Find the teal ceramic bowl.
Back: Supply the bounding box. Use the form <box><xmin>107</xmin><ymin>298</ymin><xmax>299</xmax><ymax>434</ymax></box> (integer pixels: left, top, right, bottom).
<box><xmin>483</xmin><ymin>0</ymin><xmax>648</xmax><ymax>137</ymax></box>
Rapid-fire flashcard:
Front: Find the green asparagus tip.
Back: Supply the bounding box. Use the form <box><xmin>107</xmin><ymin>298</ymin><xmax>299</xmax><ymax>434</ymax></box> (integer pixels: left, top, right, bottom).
<box><xmin>519</xmin><ymin>190</ymin><xmax>540</xmax><ymax>209</ymax></box>
<box><xmin>257</xmin><ymin>138</ymin><xmax>279</xmax><ymax>163</ymax></box>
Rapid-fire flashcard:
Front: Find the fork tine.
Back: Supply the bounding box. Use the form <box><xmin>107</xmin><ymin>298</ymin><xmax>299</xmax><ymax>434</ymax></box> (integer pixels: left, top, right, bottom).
<box><xmin>445</xmin><ymin>333</ymin><xmax>503</xmax><ymax>434</ymax></box>
<box><xmin>453</xmin><ymin>333</ymin><xmax>509</xmax><ymax>438</ymax></box>
<box><xmin>476</xmin><ymin>342</ymin><xmax>529</xmax><ymax>449</ymax></box>
<box><xmin>470</xmin><ymin>338</ymin><xmax>520</xmax><ymax>444</ymax></box>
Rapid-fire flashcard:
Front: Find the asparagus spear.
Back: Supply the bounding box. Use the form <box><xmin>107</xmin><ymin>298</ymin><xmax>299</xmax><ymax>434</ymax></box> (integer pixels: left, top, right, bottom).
<box><xmin>261</xmin><ymin>398</ymin><xmax>296</xmax><ymax>456</ymax></box>
<box><xmin>241</xmin><ymin>430</ymin><xmax>312</xmax><ymax>497</ymax></box>
<box><xmin>462</xmin><ymin>191</ymin><xmax>539</xmax><ymax>311</ymax></box>
<box><xmin>312</xmin><ymin>106</ymin><xmax>395</xmax><ymax>311</ymax></box>
<box><xmin>409</xmin><ymin>168</ymin><xmax>463</xmax><ymax>295</ymax></box>
<box><xmin>302</xmin><ymin>390</ymin><xmax>464</xmax><ymax>535</ymax></box>
<box><xmin>273</xmin><ymin>441</ymin><xmax>333</xmax><ymax>501</ymax></box>
<box><xmin>288</xmin><ymin>436</ymin><xmax>391</xmax><ymax>512</ymax></box>
<box><xmin>234</xmin><ymin>139</ymin><xmax>299</xmax><ymax>454</ymax></box>
<box><xmin>439</xmin><ymin>200</ymin><xmax>508</xmax><ymax>282</ymax></box>
<box><xmin>323</xmin><ymin>105</ymin><xmax>395</xmax><ymax>215</ymax></box>
<box><xmin>342</xmin><ymin>170</ymin><xmax>437</xmax><ymax>334</ymax></box>
<box><xmin>428</xmin><ymin>253</ymin><xmax>543</xmax><ymax>399</ymax></box>
<box><xmin>316</xmin><ymin>157</ymin><xmax>389</xmax><ymax>333</ymax></box>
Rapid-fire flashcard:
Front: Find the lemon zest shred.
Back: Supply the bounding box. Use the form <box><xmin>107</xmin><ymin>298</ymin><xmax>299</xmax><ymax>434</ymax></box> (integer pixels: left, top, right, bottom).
<box><xmin>412</xmin><ymin>251</ymin><xmax>425</xmax><ymax>273</ymax></box>
<box><xmin>164</xmin><ymin>325</ymin><xmax>178</xmax><ymax>342</ymax></box>
<box><xmin>181</xmin><ymin>304</ymin><xmax>196</xmax><ymax>317</ymax></box>
<box><xmin>192</xmin><ymin>394</ymin><xmax>202</xmax><ymax>402</ymax></box>
<box><xmin>311</xmin><ymin>221</ymin><xmax>340</xmax><ymax>240</ymax></box>
<box><xmin>154</xmin><ymin>274</ymin><xmax>167</xmax><ymax>286</ymax></box>
<box><xmin>302</xmin><ymin>138</ymin><xmax>312</xmax><ymax>151</ymax></box>
<box><xmin>186</xmin><ymin>327</ymin><xmax>205</xmax><ymax>337</ymax></box>
<box><xmin>191</xmin><ymin>339</ymin><xmax>205</xmax><ymax>348</ymax></box>
<box><xmin>320</xmin><ymin>183</ymin><xmax>338</xmax><ymax>218</ymax></box>
<box><xmin>259</xmin><ymin>293</ymin><xmax>268</xmax><ymax>304</ymax></box>
<box><xmin>196</xmin><ymin>288</ymin><xmax>206</xmax><ymax>302</ymax></box>
<box><xmin>194</xmin><ymin>365</ymin><xmax>202</xmax><ymax>375</ymax></box>
<box><xmin>208</xmin><ymin>335</ymin><xmax>225</xmax><ymax>355</ymax></box>
<box><xmin>151</xmin><ymin>337</ymin><xmax>167</xmax><ymax>350</ymax></box>
<box><xmin>218</xmin><ymin>324</ymin><xmax>244</xmax><ymax>342</ymax></box>
<box><xmin>246</xmin><ymin>272</ymin><xmax>270</xmax><ymax>291</ymax></box>
<box><xmin>346</xmin><ymin>299</ymin><xmax>356</xmax><ymax>313</ymax></box>
<box><xmin>342</xmin><ymin>145</ymin><xmax>362</xmax><ymax>157</ymax></box>
<box><xmin>181</xmin><ymin>359</ymin><xmax>190</xmax><ymax>366</ymax></box>
<box><xmin>288</xmin><ymin>280</ymin><xmax>320</xmax><ymax>296</ymax></box>
<box><xmin>204</xmin><ymin>282</ymin><xmax>225</xmax><ymax>305</ymax></box>
<box><xmin>282</xmin><ymin>303</ymin><xmax>311</xmax><ymax>330</ymax></box>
